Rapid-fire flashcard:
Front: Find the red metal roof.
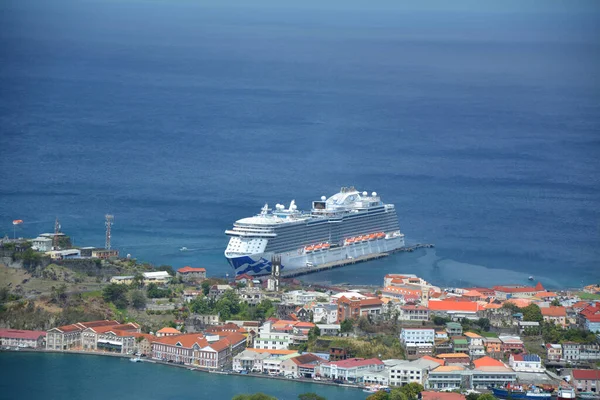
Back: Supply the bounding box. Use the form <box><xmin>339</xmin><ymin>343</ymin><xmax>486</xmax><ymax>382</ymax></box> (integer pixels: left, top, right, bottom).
<box><xmin>178</xmin><ymin>266</ymin><xmax>206</xmax><ymax>273</ymax></box>
<box><xmin>572</xmin><ymin>370</ymin><xmax>600</xmax><ymax>380</ymax></box>
<box><xmin>428</xmin><ymin>300</ymin><xmax>482</xmax><ymax>312</ymax></box>
<box><xmin>0</xmin><ymin>329</ymin><xmax>46</xmax><ymax>340</ymax></box>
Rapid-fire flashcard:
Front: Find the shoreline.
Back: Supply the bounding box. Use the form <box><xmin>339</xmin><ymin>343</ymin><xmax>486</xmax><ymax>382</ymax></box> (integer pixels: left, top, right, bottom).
<box><xmin>0</xmin><ymin>348</ymin><xmax>363</xmax><ymax>391</ymax></box>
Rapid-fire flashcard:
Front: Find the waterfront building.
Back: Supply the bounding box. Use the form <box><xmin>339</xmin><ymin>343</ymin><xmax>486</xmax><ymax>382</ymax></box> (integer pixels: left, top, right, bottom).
<box><xmin>471</xmin><ymin>356</ymin><xmax>516</xmax><ymax>389</ymax></box>
<box><xmin>399</xmin><ymin>305</ymin><xmax>430</xmax><ymax>321</ymax></box>
<box><xmin>131</xmin><ymin>333</ymin><xmax>155</xmax><ymax>356</ymax></box>
<box><xmin>46</xmin><ymin>320</ymin><xmax>120</xmax><ymax>351</ymax></box>
<box><xmin>31</xmin><ymin>236</ymin><xmax>52</xmax><ymax>252</ymax></box>
<box><xmin>541</xmin><ymin>306</ymin><xmax>567</xmax><ymax>327</ymax></box>
<box><xmin>152</xmin><ymin>332</ymin><xmax>246</xmax><ymax>368</ymax></box>
<box><xmin>156</xmin><ymin>327</ymin><xmax>181</xmax><ymax>337</ymax></box>
<box><xmin>336</xmin><ymin>297</ymin><xmax>383</xmax><ymax>322</ymax></box>
<box><xmin>436</xmin><ymin>353</ymin><xmax>470</xmax><ymax>366</ymax></box>
<box><xmin>233</xmin><ymin>349</ymin><xmax>271</xmax><ymax>372</ymax></box>
<box><xmin>0</xmin><ymin>329</ymin><xmax>46</xmax><ymax>348</ymax></box>
<box><xmin>319</xmin><ymin>358</ymin><xmax>385</xmax><ymax>382</ymax></box>
<box><xmin>313</xmin><ymin>303</ymin><xmax>338</xmax><ymax>324</ymax></box>
<box><xmin>176</xmin><ymin>266</ymin><xmax>206</xmax><ymax>282</ymax></box>
<box><xmin>509</xmin><ymin>354</ymin><xmax>544</xmax><ymax>372</ymax></box>
<box><xmin>262</xmin><ymin>352</ymin><xmax>301</xmax><ymax>375</ymax></box>
<box><xmin>280</xmin><ymin>353</ymin><xmax>326</xmax><ymax>378</ymax></box>
<box><xmin>81</xmin><ymin>323</ymin><xmax>141</xmax><ymax>353</ymax></box>
<box><xmin>400</xmin><ymin>328</ymin><xmax>435</xmax><ymax>346</ymax></box>
<box><xmin>427</xmin><ymin>366</ymin><xmax>465</xmax><ymax>390</ymax></box>
<box><xmin>384</xmin><ymin>357</ymin><xmax>442</xmax><ymax>387</ymax></box>
<box><xmin>571</xmin><ymin>369</ymin><xmax>600</xmax><ymax>393</ymax></box>
<box><xmin>464</xmin><ymin>332</ymin><xmax>485</xmax><ymax>358</ymax></box>
<box><xmin>91</xmin><ymin>249</ymin><xmax>119</xmax><ymax>259</ymax></box>
<box><xmin>546</xmin><ymin>343</ymin><xmax>562</xmax><ymax>361</ymax></box>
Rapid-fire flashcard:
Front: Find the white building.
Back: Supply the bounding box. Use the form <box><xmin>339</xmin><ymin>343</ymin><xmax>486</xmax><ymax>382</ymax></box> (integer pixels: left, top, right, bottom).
<box><xmin>313</xmin><ymin>303</ymin><xmax>338</xmax><ymax>324</ymax></box>
<box><xmin>464</xmin><ymin>332</ymin><xmax>486</xmax><ymax>358</ymax></box>
<box><xmin>253</xmin><ymin>321</ymin><xmax>292</xmax><ymax>350</ymax></box>
<box><xmin>509</xmin><ymin>354</ymin><xmax>544</xmax><ymax>372</ymax></box>
<box><xmin>384</xmin><ymin>358</ymin><xmax>442</xmax><ymax>387</ymax></box>
<box><xmin>400</xmin><ymin>328</ymin><xmax>435</xmax><ymax>345</ymax></box>
<box><xmin>143</xmin><ymin>271</ymin><xmax>171</xmax><ymax>284</ymax></box>
<box><xmin>233</xmin><ymin>349</ymin><xmax>270</xmax><ymax>372</ymax></box>
<box><xmin>319</xmin><ymin>358</ymin><xmax>385</xmax><ymax>383</ymax></box>
<box><xmin>31</xmin><ymin>237</ymin><xmax>53</xmax><ymax>252</ymax></box>
<box><xmin>316</xmin><ymin>324</ymin><xmax>340</xmax><ymax>336</ymax></box>
<box><xmin>46</xmin><ymin>249</ymin><xmax>81</xmax><ymax>260</ymax></box>
<box><xmin>282</xmin><ymin>290</ymin><xmax>324</xmax><ymax>305</ymax></box>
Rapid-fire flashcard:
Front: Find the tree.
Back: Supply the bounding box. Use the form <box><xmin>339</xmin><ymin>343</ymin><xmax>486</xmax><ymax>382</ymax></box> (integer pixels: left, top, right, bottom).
<box><xmin>390</xmin><ymin>389</ymin><xmax>409</xmax><ymax>400</ymax></box>
<box><xmin>190</xmin><ymin>297</ymin><xmax>213</xmax><ymax>314</ymax></box>
<box><xmin>131</xmin><ymin>273</ymin><xmax>145</xmax><ymax>289</ymax></box>
<box><xmin>340</xmin><ymin>319</ymin><xmax>354</xmax><ymax>333</ymax></box>
<box><xmin>308</xmin><ymin>326</ymin><xmax>321</xmax><ymax>340</ymax></box>
<box><xmin>50</xmin><ymin>284</ymin><xmax>68</xmax><ymax>305</ymax></box>
<box><xmin>433</xmin><ymin>316</ymin><xmax>449</xmax><ymax>326</ymax></box>
<box><xmin>502</xmin><ymin>302</ymin><xmax>520</xmax><ymax>313</ymax></box>
<box><xmin>102</xmin><ymin>283</ymin><xmax>129</xmax><ymax>309</ymax></box>
<box><xmin>298</xmin><ymin>393</ymin><xmax>326</xmax><ymax>400</ymax></box>
<box><xmin>551</xmin><ymin>299</ymin><xmax>561</xmax><ymax>306</ymax></box>
<box><xmin>522</xmin><ymin>304</ymin><xmax>543</xmax><ymax>322</ymax></box>
<box><xmin>215</xmin><ymin>290</ymin><xmax>241</xmax><ymax>320</ymax></box>
<box><xmin>466</xmin><ymin>394</ymin><xmax>479</xmax><ymax>400</ymax></box>
<box><xmin>477</xmin><ymin>317</ymin><xmax>491</xmax><ymax>331</ymax></box>
<box><xmin>157</xmin><ymin>265</ymin><xmax>175</xmax><ymax>276</ymax></box>
<box><xmin>146</xmin><ymin>283</ymin><xmax>170</xmax><ymax>299</ymax></box>
<box><xmin>130</xmin><ymin>290</ymin><xmax>147</xmax><ymax>310</ymax></box>
<box><xmin>201</xmin><ymin>281</ymin><xmax>211</xmax><ymax>296</ymax></box>
<box><xmin>478</xmin><ymin>394</ymin><xmax>496</xmax><ymax>400</ymax></box>
<box><xmin>366</xmin><ymin>391</ymin><xmax>390</xmax><ymax>400</ymax></box>
<box><xmin>398</xmin><ymin>382</ymin><xmax>424</xmax><ymax>400</ymax></box>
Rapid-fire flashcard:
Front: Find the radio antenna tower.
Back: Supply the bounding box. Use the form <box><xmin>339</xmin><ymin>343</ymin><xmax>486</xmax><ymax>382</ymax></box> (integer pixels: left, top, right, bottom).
<box><xmin>53</xmin><ymin>217</ymin><xmax>61</xmax><ymax>249</ymax></box>
<box><xmin>105</xmin><ymin>214</ymin><xmax>114</xmax><ymax>250</ymax></box>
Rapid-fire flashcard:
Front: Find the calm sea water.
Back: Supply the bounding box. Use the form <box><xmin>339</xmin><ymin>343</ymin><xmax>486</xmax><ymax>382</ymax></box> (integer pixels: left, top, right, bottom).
<box><xmin>1</xmin><ymin>1</ymin><xmax>599</xmax><ymax>288</ymax></box>
<box><xmin>0</xmin><ymin>352</ymin><xmax>367</xmax><ymax>400</ymax></box>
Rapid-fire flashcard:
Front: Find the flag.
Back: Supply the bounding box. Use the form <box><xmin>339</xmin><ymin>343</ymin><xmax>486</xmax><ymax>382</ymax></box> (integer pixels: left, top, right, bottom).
<box><xmin>12</xmin><ymin>219</ymin><xmax>23</xmax><ymax>225</ymax></box>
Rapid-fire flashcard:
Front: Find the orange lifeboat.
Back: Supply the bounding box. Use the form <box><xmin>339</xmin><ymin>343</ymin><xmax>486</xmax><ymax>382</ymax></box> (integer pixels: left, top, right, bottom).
<box><xmin>323</xmin><ymin>243</ymin><xmax>330</xmax><ymax>249</ymax></box>
<box><xmin>347</xmin><ymin>238</ymin><xmax>354</xmax><ymax>244</ymax></box>
<box><xmin>361</xmin><ymin>235</ymin><xmax>368</xmax><ymax>241</ymax></box>
<box><xmin>369</xmin><ymin>234</ymin><xmax>376</xmax><ymax>240</ymax></box>
<box><xmin>305</xmin><ymin>245</ymin><xmax>314</xmax><ymax>252</ymax></box>
<box><xmin>314</xmin><ymin>244</ymin><xmax>323</xmax><ymax>250</ymax></box>
<box><xmin>377</xmin><ymin>232</ymin><xmax>385</xmax><ymax>238</ymax></box>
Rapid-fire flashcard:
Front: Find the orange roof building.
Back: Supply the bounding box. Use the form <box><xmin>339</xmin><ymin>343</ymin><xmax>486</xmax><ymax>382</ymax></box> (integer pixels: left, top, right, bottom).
<box><xmin>473</xmin><ymin>356</ymin><xmax>505</xmax><ymax>368</ymax></box>
<box><xmin>427</xmin><ymin>300</ymin><xmax>482</xmax><ymax>314</ymax></box>
<box><xmin>156</xmin><ymin>327</ymin><xmax>181</xmax><ymax>337</ymax></box>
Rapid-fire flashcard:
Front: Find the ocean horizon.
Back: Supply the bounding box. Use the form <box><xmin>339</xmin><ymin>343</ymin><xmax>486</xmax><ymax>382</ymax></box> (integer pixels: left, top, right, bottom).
<box><xmin>1</xmin><ymin>0</ymin><xmax>599</xmax><ymax>289</ymax></box>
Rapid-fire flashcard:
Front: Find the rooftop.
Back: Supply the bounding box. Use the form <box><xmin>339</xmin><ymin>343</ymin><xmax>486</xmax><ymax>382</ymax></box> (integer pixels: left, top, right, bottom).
<box><xmin>541</xmin><ymin>306</ymin><xmax>566</xmax><ymax>317</ymax></box>
<box><xmin>178</xmin><ymin>266</ymin><xmax>206</xmax><ymax>273</ymax></box>
<box><xmin>432</xmin><ymin>365</ymin><xmax>465</xmax><ymax>372</ymax></box>
<box><xmin>0</xmin><ymin>329</ymin><xmax>46</xmax><ymax>340</ymax></box>
<box><xmin>326</xmin><ymin>358</ymin><xmax>384</xmax><ymax>368</ymax></box>
<box><xmin>429</xmin><ymin>300</ymin><xmax>482</xmax><ymax>312</ymax></box>
<box><xmin>473</xmin><ymin>356</ymin><xmax>505</xmax><ymax>368</ymax></box>
<box><xmin>572</xmin><ymin>370</ymin><xmax>600</xmax><ymax>381</ymax></box>
<box><xmin>436</xmin><ymin>353</ymin><xmax>470</xmax><ymax>359</ymax></box>
<box><xmin>421</xmin><ymin>392</ymin><xmax>466</xmax><ymax>400</ymax></box>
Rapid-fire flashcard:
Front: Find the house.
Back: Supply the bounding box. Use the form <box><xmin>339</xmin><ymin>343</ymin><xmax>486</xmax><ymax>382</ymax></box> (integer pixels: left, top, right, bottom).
<box><xmin>464</xmin><ymin>332</ymin><xmax>485</xmax><ymax>358</ymax></box>
<box><xmin>509</xmin><ymin>354</ymin><xmax>544</xmax><ymax>372</ymax></box>
<box><xmin>142</xmin><ymin>271</ymin><xmax>171</xmax><ymax>284</ymax></box>
<box><xmin>209</xmin><ymin>285</ymin><xmax>233</xmax><ymax>300</ymax></box>
<box><xmin>234</xmin><ymin>273</ymin><xmax>253</xmax><ymax>285</ymax></box>
<box><xmin>436</xmin><ymin>353</ymin><xmax>470</xmax><ymax>366</ymax></box>
<box><xmin>578</xmin><ymin>303</ymin><xmax>600</xmax><ymax>333</ymax></box>
<box><xmin>282</xmin><ymin>290</ymin><xmax>323</xmax><ymax>304</ymax></box>
<box><xmin>571</xmin><ymin>369</ymin><xmax>600</xmax><ymax>393</ymax></box>
<box><xmin>562</xmin><ymin>342</ymin><xmax>581</xmax><ymax>361</ymax></box>
<box><xmin>546</xmin><ymin>343</ymin><xmax>562</xmax><ymax>361</ymax></box>
<box><xmin>541</xmin><ymin>306</ymin><xmax>567</xmax><ymax>327</ymax></box>
<box><xmin>400</xmin><ymin>328</ymin><xmax>435</xmax><ymax>346</ymax></box>
<box><xmin>185</xmin><ymin>314</ymin><xmax>220</xmax><ymax>332</ymax></box>
<box><xmin>483</xmin><ymin>337</ymin><xmax>502</xmax><ymax>357</ymax></box>
<box><xmin>463</xmin><ymin>287</ymin><xmax>496</xmax><ymax>298</ymax></box>
<box><xmin>384</xmin><ymin>357</ymin><xmax>443</xmax><ymax>386</ymax></box>
<box><xmin>156</xmin><ymin>327</ymin><xmax>181</xmax><ymax>337</ymax></box>
<box><xmin>400</xmin><ymin>305</ymin><xmax>430</xmax><ymax>321</ymax></box>
<box><xmin>182</xmin><ymin>290</ymin><xmax>203</xmax><ymax>303</ymax></box>
<box><xmin>319</xmin><ymin>358</ymin><xmax>385</xmax><ymax>382</ymax></box>
<box><xmin>330</xmin><ymin>346</ymin><xmax>351</xmax><ymax>361</ymax></box>
<box><xmin>91</xmin><ymin>249</ymin><xmax>119</xmax><ymax>259</ymax></box>
<box><xmin>110</xmin><ymin>275</ymin><xmax>134</xmax><ymax>284</ymax></box>
<box><xmin>579</xmin><ymin>343</ymin><xmax>600</xmax><ymax>361</ymax></box>
<box><xmin>451</xmin><ymin>337</ymin><xmax>469</xmax><ymax>354</ymax></box>
<box><xmin>317</xmin><ymin>324</ymin><xmax>340</xmax><ymax>336</ymax></box>
<box><xmin>152</xmin><ymin>332</ymin><xmax>246</xmax><ymax>368</ymax></box>
<box><xmin>337</xmin><ymin>297</ymin><xmax>383</xmax><ymax>322</ymax></box>
<box><xmin>130</xmin><ymin>333</ymin><xmax>156</xmax><ymax>356</ymax></box>
<box><xmin>499</xmin><ymin>336</ymin><xmax>524</xmax><ymax>353</ymax></box>
<box><xmin>280</xmin><ymin>353</ymin><xmax>327</xmax><ymax>378</ymax></box>
<box><xmin>233</xmin><ymin>349</ymin><xmax>271</xmax><ymax>372</ymax></box>
<box><xmin>405</xmin><ymin>343</ymin><xmax>435</xmax><ymax>360</ymax></box>
<box><xmin>0</xmin><ymin>329</ymin><xmax>46</xmax><ymax>348</ymax></box>
<box><xmin>445</xmin><ymin>322</ymin><xmax>463</xmax><ymax>337</ymax></box>
<box><xmin>253</xmin><ymin>321</ymin><xmax>292</xmax><ymax>350</ymax></box>
<box><xmin>176</xmin><ymin>266</ymin><xmax>206</xmax><ymax>282</ymax></box>
<box><xmin>313</xmin><ymin>303</ymin><xmax>338</xmax><ymax>324</ymax></box>
<box><xmin>237</xmin><ymin>287</ymin><xmax>263</xmax><ymax>306</ymax></box>
<box><xmin>46</xmin><ymin>249</ymin><xmax>81</xmax><ymax>260</ymax></box>
<box><xmin>46</xmin><ymin>320</ymin><xmax>120</xmax><ymax>350</ymax></box>
<box><xmin>81</xmin><ymin>322</ymin><xmax>141</xmax><ymax>353</ymax></box>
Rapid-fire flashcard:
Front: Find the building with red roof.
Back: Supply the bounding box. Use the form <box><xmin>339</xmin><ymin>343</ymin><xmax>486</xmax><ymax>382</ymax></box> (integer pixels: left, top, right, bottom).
<box><xmin>427</xmin><ymin>300</ymin><xmax>482</xmax><ymax>318</ymax></box>
<box><xmin>319</xmin><ymin>358</ymin><xmax>384</xmax><ymax>382</ymax></box>
<box><xmin>81</xmin><ymin>322</ymin><xmax>142</xmax><ymax>354</ymax></box>
<box><xmin>421</xmin><ymin>392</ymin><xmax>466</xmax><ymax>400</ymax></box>
<box><xmin>572</xmin><ymin>369</ymin><xmax>600</xmax><ymax>392</ymax></box>
<box><xmin>176</xmin><ymin>266</ymin><xmax>206</xmax><ymax>281</ymax></box>
<box><xmin>541</xmin><ymin>306</ymin><xmax>567</xmax><ymax>327</ymax></box>
<box><xmin>46</xmin><ymin>320</ymin><xmax>121</xmax><ymax>351</ymax></box>
<box><xmin>152</xmin><ymin>332</ymin><xmax>246</xmax><ymax>369</ymax></box>
<box><xmin>337</xmin><ymin>296</ymin><xmax>383</xmax><ymax>322</ymax></box>
<box><xmin>578</xmin><ymin>303</ymin><xmax>600</xmax><ymax>333</ymax></box>
<box><xmin>493</xmin><ymin>283</ymin><xmax>545</xmax><ymax>299</ymax></box>
<box><xmin>0</xmin><ymin>329</ymin><xmax>46</xmax><ymax>348</ymax></box>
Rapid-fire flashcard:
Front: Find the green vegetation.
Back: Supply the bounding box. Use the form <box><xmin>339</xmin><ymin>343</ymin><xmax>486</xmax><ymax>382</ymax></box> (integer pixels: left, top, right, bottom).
<box><xmin>232</xmin><ymin>393</ymin><xmax>276</xmax><ymax>400</ymax></box>
<box><xmin>577</xmin><ymin>292</ymin><xmax>600</xmax><ymax>300</ymax></box>
<box><xmin>309</xmin><ymin>335</ymin><xmax>404</xmax><ymax>360</ymax></box>
<box><xmin>146</xmin><ymin>283</ymin><xmax>171</xmax><ymax>299</ymax></box>
<box><xmin>340</xmin><ymin>319</ymin><xmax>354</xmax><ymax>333</ymax></box>
<box><xmin>102</xmin><ymin>283</ymin><xmax>130</xmax><ymax>309</ymax></box>
<box><xmin>298</xmin><ymin>394</ymin><xmax>326</xmax><ymax>400</ymax></box>
<box><xmin>189</xmin><ymin>291</ymin><xmax>275</xmax><ymax>321</ymax></box>
<box><xmin>366</xmin><ymin>382</ymin><xmax>423</xmax><ymax>400</ymax></box>
<box><xmin>521</xmin><ymin>304</ymin><xmax>543</xmax><ymax>322</ymax></box>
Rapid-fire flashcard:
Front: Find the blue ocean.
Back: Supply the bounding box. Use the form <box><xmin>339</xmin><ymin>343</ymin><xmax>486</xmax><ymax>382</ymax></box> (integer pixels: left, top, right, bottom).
<box><xmin>1</xmin><ymin>0</ymin><xmax>599</xmax><ymax>288</ymax></box>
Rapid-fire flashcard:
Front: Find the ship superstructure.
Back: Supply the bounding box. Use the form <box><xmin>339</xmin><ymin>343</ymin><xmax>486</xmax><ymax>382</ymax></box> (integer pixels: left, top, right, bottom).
<box><xmin>224</xmin><ymin>187</ymin><xmax>405</xmax><ymax>275</ymax></box>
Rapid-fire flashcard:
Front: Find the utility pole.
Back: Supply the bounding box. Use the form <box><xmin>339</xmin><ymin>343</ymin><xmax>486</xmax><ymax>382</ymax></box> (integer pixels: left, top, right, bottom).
<box><xmin>105</xmin><ymin>214</ymin><xmax>114</xmax><ymax>250</ymax></box>
<box><xmin>53</xmin><ymin>217</ymin><xmax>61</xmax><ymax>249</ymax></box>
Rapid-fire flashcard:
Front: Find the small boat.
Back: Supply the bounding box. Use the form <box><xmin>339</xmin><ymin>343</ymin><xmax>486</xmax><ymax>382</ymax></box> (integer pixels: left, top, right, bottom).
<box><xmin>305</xmin><ymin>246</ymin><xmax>314</xmax><ymax>252</ymax></box>
<box><xmin>130</xmin><ymin>357</ymin><xmax>142</xmax><ymax>363</ymax></box>
<box><xmin>363</xmin><ymin>385</ymin><xmax>390</xmax><ymax>393</ymax></box>
<box><xmin>557</xmin><ymin>387</ymin><xmax>576</xmax><ymax>400</ymax></box>
<box><xmin>493</xmin><ymin>386</ymin><xmax>551</xmax><ymax>399</ymax></box>
<box><xmin>180</xmin><ymin>247</ymin><xmax>188</xmax><ymax>252</ymax></box>
<box><xmin>528</xmin><ymin>276</ymin><xmax>534</xmax><ymax>281</ymax></box>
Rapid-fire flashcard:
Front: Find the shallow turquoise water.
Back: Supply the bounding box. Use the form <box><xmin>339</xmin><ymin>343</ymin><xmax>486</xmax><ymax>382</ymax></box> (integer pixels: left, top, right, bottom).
<box><xmin>0</xmin><ymin>352</ymin><xmax>367</xmax><ymax>400</ymax></box>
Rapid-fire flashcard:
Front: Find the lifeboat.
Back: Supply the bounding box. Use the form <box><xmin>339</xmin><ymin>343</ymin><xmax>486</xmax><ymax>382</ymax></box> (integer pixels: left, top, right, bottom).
<box><xmin>361</xmin><ymin>236</ymin><xmax>368</xmax><ymax>242</ymax></box>
<box><xmin>369</xmin><ymin>234</ymin><xmax>376</xmax><ymax>240</ymax></box>
<box><xmin>347</xmin><ymin>238</ymin><xmax>355</xmax><ymax>244</ymax></box>
<box><xmin>305</xmin><ymin>245</ymin><xmax>314</xmax><ymax>252</ymax></box>
<box><xmin>322</xmin><ymin>243</ymin><xmax>330</xmax><ymax>249</ymax></box>
<box><xmin>314</xmin><ymin>244</ymin><xmax>323</xmax><ymax>250</ymax></box>
<box><xmin>377</xmin><ymin>232</ymin><xmax>385</xmax><ymax>238</ymax></box>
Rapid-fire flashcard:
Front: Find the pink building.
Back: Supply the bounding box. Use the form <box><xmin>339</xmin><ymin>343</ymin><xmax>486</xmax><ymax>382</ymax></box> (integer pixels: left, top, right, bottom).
<box><xmin>0</xmin><ymin>329</ymin><xmax>46</xmax><ymax>348</ymax></box>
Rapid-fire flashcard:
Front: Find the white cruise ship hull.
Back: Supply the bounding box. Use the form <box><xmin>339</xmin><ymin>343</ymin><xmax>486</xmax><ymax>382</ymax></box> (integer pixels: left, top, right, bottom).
<box><xmin>227</xmin><ymin>235</ymin><xmax>405</xmax><ymax>276</ymax></box>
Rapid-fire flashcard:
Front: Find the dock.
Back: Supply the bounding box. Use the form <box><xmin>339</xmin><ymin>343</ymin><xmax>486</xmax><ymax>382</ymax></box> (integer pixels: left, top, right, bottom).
<box><xmin>277</xmin><ymin>243</ymin><xmax>434</xmax><ymax>279</ymax></box>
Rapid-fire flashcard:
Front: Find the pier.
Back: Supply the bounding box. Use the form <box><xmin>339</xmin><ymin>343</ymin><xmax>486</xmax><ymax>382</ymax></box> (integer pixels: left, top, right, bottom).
<box><xmin>278</xmin><ymin>243</ymin><xmax>435</xmax><ymax>279</ymax></box>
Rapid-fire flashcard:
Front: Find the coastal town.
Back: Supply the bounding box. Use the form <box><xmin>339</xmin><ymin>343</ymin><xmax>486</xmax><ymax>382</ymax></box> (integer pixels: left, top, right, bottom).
<box><xmin>1</xmin><ymin>233</ymin><xmax>600</xmax><ymax>399</ymax></box>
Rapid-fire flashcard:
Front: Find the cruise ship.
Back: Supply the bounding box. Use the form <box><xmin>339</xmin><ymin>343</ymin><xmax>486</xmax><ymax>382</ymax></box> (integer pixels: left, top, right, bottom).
<box><xmin>224</xmin><ymin>187</ymin><xmax>405</xmax><ymax>276</ymax></box>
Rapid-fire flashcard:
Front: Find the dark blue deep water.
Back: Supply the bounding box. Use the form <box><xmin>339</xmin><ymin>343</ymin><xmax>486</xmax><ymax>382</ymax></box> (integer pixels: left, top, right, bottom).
<box><xmin>1</xmin><ymin>0</ymin><xmax>599</xmax><ymax>288</ymax></box>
